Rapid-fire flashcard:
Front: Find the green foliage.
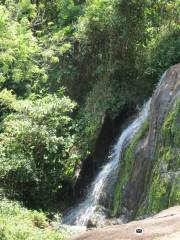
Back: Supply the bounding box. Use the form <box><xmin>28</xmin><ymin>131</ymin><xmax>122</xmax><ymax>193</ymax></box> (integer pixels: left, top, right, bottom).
<box><xmin>32</xmin><ymin>0</ymin><xmax>82</xmax><ymax>27</ymax></box>
<box><xmin>143</xmin><ymin>27</ymin><xmax>180</xmax><ymax>88</ymax></box>
<box><xmin>0</xmin><ymin>89</ymin><xmax>79</xmax><ymax>209</ymax></box>
<box><xmin>0</xmin><ymin>198</ymin><xmax>66</xmax><ymax>240</ymax></box>
<box><xmin>0</xmin><ymin>1</ymin><xmax>82</xmax><ymax>97</ymax></box>
<box><xmin>33</xmin><ymin>0</ymin><xmax>82</xmax><ymax>96</ymax></box>
<box><xmin>0</xmin><ymin>4</ymin><xmax>47</xmax><ymax>96</ymax></box>
<box><xmin>75</xmin><ymin>78</ymin><xmax>124</xmax><ymax>156</ymax></box>
<box><xmin>75</xmin><ymin>0</ymin><xmax>112</xmax><ymax>42</ymax></box>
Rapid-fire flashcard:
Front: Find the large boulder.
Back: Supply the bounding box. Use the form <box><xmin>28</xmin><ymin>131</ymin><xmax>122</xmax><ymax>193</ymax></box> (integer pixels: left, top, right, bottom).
<box><xmin>72</xmin><ymin>206</ymin><xmax>180</xmax><ymax>240</ymax></box>
<box><xmin>113</xmin><ymin>64</ymin><xmax>180</xmax><ymax>219</ymax></box>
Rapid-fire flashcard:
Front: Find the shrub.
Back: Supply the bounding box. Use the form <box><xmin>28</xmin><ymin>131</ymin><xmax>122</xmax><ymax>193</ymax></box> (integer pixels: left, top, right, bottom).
<box><xmin>0</xmin><ymin>89</ymin><xmax>79</xmax><ymax>209</ymax></box>
<box><xmin>0</xmin><ymin>198</ymin><xmax>67</xmax><ymax>240</ymax></box>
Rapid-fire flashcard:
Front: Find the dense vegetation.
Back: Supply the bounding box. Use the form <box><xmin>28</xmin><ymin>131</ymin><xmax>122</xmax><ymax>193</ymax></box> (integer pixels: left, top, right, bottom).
<box><xmin>0</xmin><ymin>0</ymin><xmax>179</xmax><ymax>238</ymax></box>
<box><xmin>0</xmin><ymin>90</ymin><xmax>78</xmax><ymax>209</ymax></box>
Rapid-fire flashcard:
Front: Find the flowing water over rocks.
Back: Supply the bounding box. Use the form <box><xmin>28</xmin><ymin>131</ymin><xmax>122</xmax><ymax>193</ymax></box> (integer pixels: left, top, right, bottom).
<box><xmin>62</xmin><ymin>100</ymin><xmax>151</xmax><ymax>227</ymax></box>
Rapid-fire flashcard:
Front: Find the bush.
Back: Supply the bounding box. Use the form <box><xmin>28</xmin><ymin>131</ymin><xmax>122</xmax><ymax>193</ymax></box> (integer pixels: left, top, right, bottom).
<box><xmin>0</xmin><ymin>89</ymin><xmax>79</xmax><ymax>209</ymax></box>
<box><xmin>0</xmin><ymin>198</ymin><xmax>66</xmax><ymax>240</ymax></box>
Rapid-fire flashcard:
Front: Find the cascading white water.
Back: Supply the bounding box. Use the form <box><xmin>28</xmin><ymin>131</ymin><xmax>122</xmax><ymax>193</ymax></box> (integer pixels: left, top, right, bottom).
<box><xmin>62</xmin><ymin>99</ymin><xmax>151</xmax><ymax>226</ymax></box>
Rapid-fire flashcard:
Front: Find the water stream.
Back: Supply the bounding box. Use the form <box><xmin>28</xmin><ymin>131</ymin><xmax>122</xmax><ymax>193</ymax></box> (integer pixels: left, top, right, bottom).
<box><xmin>62</xmin><ymin>99</ymin><xmax>151</xmax><ymax>226</ymax></box>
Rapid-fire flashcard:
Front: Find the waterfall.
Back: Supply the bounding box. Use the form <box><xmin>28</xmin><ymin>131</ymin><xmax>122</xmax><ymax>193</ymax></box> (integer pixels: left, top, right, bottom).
<box><xmin>62</xmin><ymin>99</ymin><xmax>151</xmax><ymax>226</ymax></box>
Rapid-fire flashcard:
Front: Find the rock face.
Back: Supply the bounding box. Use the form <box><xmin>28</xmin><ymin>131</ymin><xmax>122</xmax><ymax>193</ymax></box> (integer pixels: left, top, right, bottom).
<box><xmin>73</xmin><ymin>105</ymin><xmax>135</xmax><ymax>199</ymax></box>
<box><xmin>71</xmin><ymin>206</ymin><xmax>180</xmax><ymax>240</ymax></box>
<box><xmin>112</xmin><ymin>64</ymin><xmax>180</xmax><ymax>219</ymax></box>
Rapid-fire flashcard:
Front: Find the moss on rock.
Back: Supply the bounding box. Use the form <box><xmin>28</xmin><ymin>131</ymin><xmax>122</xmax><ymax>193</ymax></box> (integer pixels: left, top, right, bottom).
<box><xmin>112</xmin><ymin>120</ymin><xmax>149</xmax><ymax>216</ymax></box>
<box><xmin>112</xmin><ymin>99</ymin><xmax>180</xmax><ymax>219</ymax></box>
<box><xmin>137</xmin><ymin>100</ymin><xmax>180</xmax><ymax>216</ymax></box>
